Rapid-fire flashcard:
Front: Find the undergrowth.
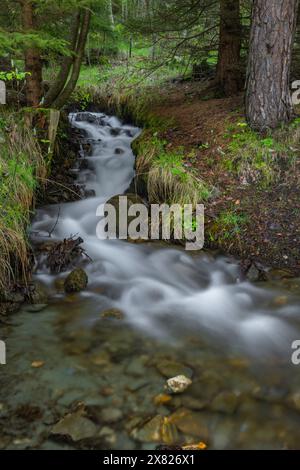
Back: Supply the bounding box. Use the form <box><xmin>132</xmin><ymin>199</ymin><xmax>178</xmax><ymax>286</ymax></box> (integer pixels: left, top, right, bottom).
<box><xmin>0</xmin><ymin>110</ymin><xmax>46</xmax><ymax>292</ymax></box>
<box><xmin>223</xmin><ymin>118</ymin><xmax>300</xmax><ymax>187</ymax></box>
<box><xmin>133</xmin><ymin>133</ymin><xmax>212</xmax><ymax>207</ymax></box>
<box><xmin>72</xmin><ymin>62</ymin><xmax>213</xmax><ymax>209</ymax></box>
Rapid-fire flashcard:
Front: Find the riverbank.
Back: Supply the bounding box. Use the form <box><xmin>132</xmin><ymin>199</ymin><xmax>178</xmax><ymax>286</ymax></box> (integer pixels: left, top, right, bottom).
<box><xmin>0</xmin><ymin>109</ymin><xmax>46</xmax><ymax>315</ymax></box>
<box><xmin>1</xmin><ymin>69</ymin><xmax>299</xmax><ymax>314</ymax></box>
<box><xmin>1</xmin><ymin>110</ymin><xmax>300</xmax><ymax>451</ymax></box>
<box><xmin>77</xmin><ymin>74</ymin><xmax>300</xmax><ymax>278</ymax></box>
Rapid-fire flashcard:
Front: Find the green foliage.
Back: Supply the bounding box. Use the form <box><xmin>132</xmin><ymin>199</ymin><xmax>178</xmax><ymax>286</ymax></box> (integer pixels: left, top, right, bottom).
<box><xmin>71</xmin><ymin>87</ymin><xmax>93</xmax><ymax>109</ymax></box>
<box><xmin>136</xmin><ymin>133</ymin><xmax>212</xmax><ymax>206</ymax></box>
<box><xmin>216</xmin><ymin>210</ymin><xmax>248</xmax><ymax>240</ymax></box>
<box><xmin>222</xmin><ymin>119</ymin><xmax>299</xmax><ymax>187</ymax></box>
<box><xmin>0</xmin><ymin>110</ymin><xmax>45</xmax><ymax>288</ymax></box>
<box><xmin>0</xmin><ymin>70</ymin><xmax>29</xmax><ymax>81</ymax></box>
<box><xmin>0</xmin><ymin>31</ymin><xmax>69</xmax><ymax>56</ymax></box>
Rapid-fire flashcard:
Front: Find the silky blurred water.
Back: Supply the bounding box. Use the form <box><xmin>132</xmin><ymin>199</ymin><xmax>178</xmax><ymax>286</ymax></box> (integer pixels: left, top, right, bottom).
<box><xmin>1</xmin><ymin>112</ymin><xmax>300</xmax><ymax>450</ymax></box>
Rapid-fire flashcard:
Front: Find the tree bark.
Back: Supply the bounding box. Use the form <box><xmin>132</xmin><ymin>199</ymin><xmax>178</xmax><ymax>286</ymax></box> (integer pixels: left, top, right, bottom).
<box><xmin>216</xmin><ymin>0</ymin><xmax>242</xmax><ymax>96</ymax></box>
<box><xmin>44</xmin><ymin>11</ymin><xmax>81</xmax><ymax>107</ymax></box>
<box><xmin>246</xmin><ymin>0</ymin><xmax>299</xmax><ymax>131</ymax></box>
<box><xmin>106</xmin><ymin>0</ymin><xmax>114</xmax><ymax>27</ymax></box>
<box><xmin>52</xmin><ymin>9</ymin><xmax>91</xmax><ymax>110</ymax></box>
<box><xmin>21</xmin><ymin>0</ymin><xmax>43</xmax><ymax>107</ymax></box>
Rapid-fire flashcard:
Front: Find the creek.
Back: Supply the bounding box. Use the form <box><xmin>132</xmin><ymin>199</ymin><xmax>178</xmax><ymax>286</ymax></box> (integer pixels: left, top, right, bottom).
<box><xmin>0</xmin><ymin>112</ymin><xmax>300</xmax><ymax>450</ymax></box>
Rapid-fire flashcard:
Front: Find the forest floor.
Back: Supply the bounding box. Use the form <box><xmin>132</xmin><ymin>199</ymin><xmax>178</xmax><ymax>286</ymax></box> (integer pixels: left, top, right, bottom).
<box><xmin>134</xmin><ymin>79</ymin><xmax>300</xmax><ymax>276</ymax></box>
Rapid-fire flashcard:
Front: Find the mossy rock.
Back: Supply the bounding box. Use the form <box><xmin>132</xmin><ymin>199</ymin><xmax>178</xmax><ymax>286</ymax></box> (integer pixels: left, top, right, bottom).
<box><xmin>31</xmin><ymin>283</ymin><xmax>49</xmax><ymax>304</ymax></box>
<box><xmin>64</xmin><ymin>268</ymin><xmax>88</xmax><ymax>293</ymax></box>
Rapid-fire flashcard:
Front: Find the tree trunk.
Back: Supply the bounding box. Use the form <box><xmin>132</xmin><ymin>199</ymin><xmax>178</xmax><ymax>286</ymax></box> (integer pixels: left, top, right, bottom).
<box><xmin>44</xmin><ymin>11</ymin><xmax>81</xmax><ymax>107</ymax></box>
<box><xmin>246</xmin><ymin>0</ymin><xmax>299</xmax><ymax>131</ymax></box>
<box><xmin>21</xmin><ymin>0</ymin><xmax>43</xmax><ymax>107</ymax></box>
<box><xmin>216</xmin><ymin>0</ymin><xmax>242</xmax><ymax>96</ymax></box>
<box><xmin>106</xmin><ymin>0</ymin><xmax>114</xmax><ymax>27</ymax></box>
<box><xmin>52</xmin><ymin>9</ymin><xmax>91</xmax><ymax>110</ymax></box>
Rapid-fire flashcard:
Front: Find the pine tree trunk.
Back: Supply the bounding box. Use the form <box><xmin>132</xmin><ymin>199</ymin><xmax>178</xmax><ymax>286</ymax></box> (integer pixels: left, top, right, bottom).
<box><xmin>21</xmin><ymin>0</ymin><xmax>43</xmax><ymax>107</ymax></box>
<box><xmin>106</xmin><ymin>0</ymin><xmax>114</xmax><ymax>27</ymax></box>
<box><xmin>52</xmin><ymin>9</ymin><xmax>91</xmax><ymax>110</ymax></box>
<box><xmin>246</xmin><ymin>0</ymin><xmax>299</xmax><ymax>131</ymax></box>
<box><xmin>44</xmin><ymin>11</ymin><xmax>81</xmax><ymax>107</ymax></box>
<box><xmin>216</xmin><ymin>0</ymin><xmax>242</xmax><ymax>96</ymax></box>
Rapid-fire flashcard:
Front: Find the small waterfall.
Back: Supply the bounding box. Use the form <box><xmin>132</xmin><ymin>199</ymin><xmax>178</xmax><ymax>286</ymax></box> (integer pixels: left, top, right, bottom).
<box><xmin>29</xmin><ymin>112</ymin><xmax>300</xmax><ymax>356</ymax></box>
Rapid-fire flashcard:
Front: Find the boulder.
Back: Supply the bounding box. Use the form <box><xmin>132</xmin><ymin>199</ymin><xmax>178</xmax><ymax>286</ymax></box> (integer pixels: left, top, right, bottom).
<box><xmin>64</xmin><ymin>268</ymin><xmax>88</xmax><ymax>293</ymax></box>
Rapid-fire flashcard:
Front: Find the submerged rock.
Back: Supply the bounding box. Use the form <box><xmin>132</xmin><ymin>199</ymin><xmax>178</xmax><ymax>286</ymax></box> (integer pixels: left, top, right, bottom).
<box><xmin>131</xmin><ymin>415</ymin><xmax>179</xmax><ymax>445</ymax></box>
<box><xmin>64</xmin><ymin>268</ymin><xmax>88</xmax><ymax>293</ymax></box>
<box><xmin>156</xmin><ymin>360</ymin><xmax>193</xmax><ymax>379</ymax></box>
<box><xmin>125</xmin><ymin>357</ymin><xmax>147</xmax><ymax>377</ymax></box>
<box><xmin>0</xmin><ymin>290</ymin><xmax>24</xmax><ymax>304</ymax></box>
<box><xmin>246</xmin><ymin>263</ymin><xmax>261</xmax><ymax>282</ymax></box>
<box><xmin>265</xmin><ymin>268</ymin><xmax>295</xmax><ymax>281</ymax></box>
<box><xmin>51</xmin><ymin>411</ymin><xmax>97</xmax><ymax>442</ymax></box>
<box><xmin>182</xmin><ymin>442</ymin><xmax>207</xmax><ymax>450</ymax></box>
<box><xmin>287</xmin><ymin>392</ymin><xmax>300</xmax><ymax>411</ymax></box>
<box><xmin>131</xmin><ymin>415</ymin><xmax>163</xmax><ymax>443</ymax></box>
<box><xmin>166</xmin><ymin>375</ymin><xmax>192</xmax><ymax>394</ymax></box>
<box><xmin>99</xmin><ymin>426</ymin><xmax>117</xmax><ymax>446</ymax></box>
<box><xmin>210</xmin><ymin>391</ymin><xmax>240</xmax><ymax>414</ymax></box>
<box><xmin>30</xmin><ymin>283</ymin><xmax>49</xmax><ymax>305</ymax></box>
<box><xmin>100</xmin><ymin>408</ymin><xmax>123</xmax><ymax>424</ymax></box>
<box><xmin>25</xmin><ymin>304</ymin><xmax>48</xmax><ymax>313</ymax></box>
<box><xmin>153</xmin><ymin>394</ymin><xmax>172</xmax><ymax>406</ymax></box>
<box><xmin>101</xmin><ymin>308</ymin><xmax>124</xmax><ymax>320</ymax></box>
<box><xmin>161</xmin><ymin>418</ymin><xmax>180</xmax><ymax>446</ymax></box>
<box><xmin>168</xmin><ymin>408</ymin><xmax>209</xmax><ymax>440</ymax></box>
<box><xmin>181</xmin><ymin>396</ymin><xmax>208</xmax><ymax>411</ymax></box>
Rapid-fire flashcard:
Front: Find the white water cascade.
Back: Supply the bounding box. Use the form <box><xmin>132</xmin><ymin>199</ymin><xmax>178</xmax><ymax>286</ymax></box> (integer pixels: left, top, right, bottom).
<box><xmin>30</xmin><ymin>112</ymin><xmax>300</xmax><ymax>357</ymax></box>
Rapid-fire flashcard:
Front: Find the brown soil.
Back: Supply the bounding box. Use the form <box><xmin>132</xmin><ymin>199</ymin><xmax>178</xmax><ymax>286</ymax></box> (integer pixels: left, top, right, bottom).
<box><xmin>151</xmin><ymin>81</ymin><xmax>300</xmax><ymax>275</ymax></box>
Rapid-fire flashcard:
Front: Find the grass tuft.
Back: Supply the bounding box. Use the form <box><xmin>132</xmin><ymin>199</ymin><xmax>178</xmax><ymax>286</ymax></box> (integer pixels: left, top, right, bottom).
<box><xmin>134</xmin><ymin>133</ymin><xmax>212</xmax><ymax>207</ymax></box>
<box><xmin>223</xmin><ymin>118</ymin><xmax>300</xmax><ymax>187</ymax></box>
<box><xmin>0</xmin><ymin>110</ymin><xmax>45</xmax><ymax>292</ymax></box>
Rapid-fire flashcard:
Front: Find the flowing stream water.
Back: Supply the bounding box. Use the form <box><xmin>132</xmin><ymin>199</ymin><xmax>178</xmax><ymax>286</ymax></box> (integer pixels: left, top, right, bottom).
<box><xmin>1</xmin><ymin>112</ymin><xmax>300</xmax><ymax>450</ymax></box>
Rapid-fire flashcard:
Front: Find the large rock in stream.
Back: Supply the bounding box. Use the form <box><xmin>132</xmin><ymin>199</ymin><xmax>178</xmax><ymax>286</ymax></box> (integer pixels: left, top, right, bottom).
<box><xmin>64</xmin><ymin>268</ymin><xmax>88</xmax><ymax>293</ymax></box>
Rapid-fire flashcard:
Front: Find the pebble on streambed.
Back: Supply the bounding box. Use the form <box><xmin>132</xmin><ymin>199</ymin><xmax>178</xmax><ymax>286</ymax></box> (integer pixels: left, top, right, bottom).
<box><xmin>166</xmin><ymin>375</ymin><xmax>193</xmax><ymax>394</ymax></box>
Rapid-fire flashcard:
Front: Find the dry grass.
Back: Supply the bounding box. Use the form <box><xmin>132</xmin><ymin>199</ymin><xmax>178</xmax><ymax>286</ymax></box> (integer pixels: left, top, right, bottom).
<box><xmin>147</xmin><ymin>166</ymin><xmax>210</xmax><ymax>207</ymax></box>
<box><xmin>133</xmin><ymin>131</ymin><xmax>212</xmax><ymax>207</ymax></box>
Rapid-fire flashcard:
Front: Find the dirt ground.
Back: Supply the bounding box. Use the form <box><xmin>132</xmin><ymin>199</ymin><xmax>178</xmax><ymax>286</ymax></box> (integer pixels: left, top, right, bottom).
<box><xmin>152</xmin><ymin>81</ymin><xmax>300</xmax><ymax>275</ymax></box>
